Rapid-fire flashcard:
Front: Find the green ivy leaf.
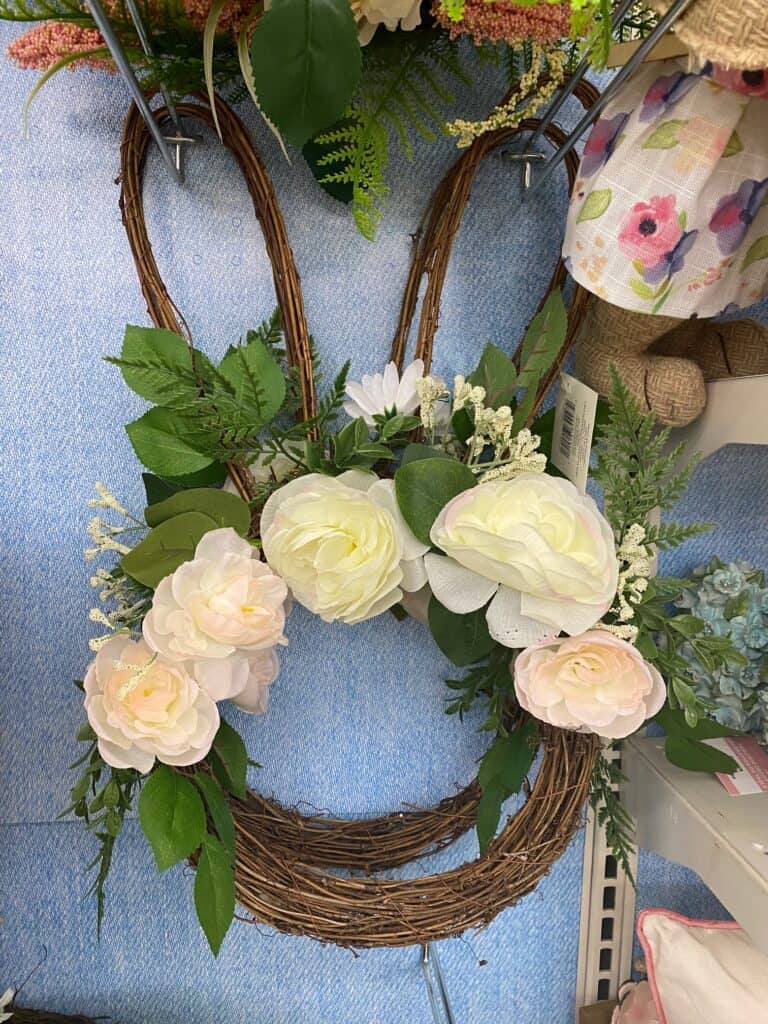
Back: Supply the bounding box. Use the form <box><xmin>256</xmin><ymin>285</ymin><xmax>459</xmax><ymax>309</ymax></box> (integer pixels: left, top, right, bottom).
<box><xmin>664</xmin><ymin>735</ymin><xmax>739</xmax><ymax>774</ymax></box>
<box><xmin>138</xmin><ymin>766</ymin><xmax>207</xmax><ymax>873</ymax></box>
<box><xmin>126</xmin><ymin>407</ymin><xmax>218</xmax><ymax>478</ymax></box>
<box><xmin>194</xmin><ymin>772</ymin><xmax>237</xmax><ymax>862</ymax></box>
<box><xmin>145</xmin><ymin>488</ymin><xmax>251</xmax><ymax>536</ymax></box>
<box><xmin>210</xmin><ymin>719</ymin><xmax>248</xmax><ymax>800</ymax></box>
<box><xmin>250</xmin><ymin>0</ymin><xmax>362</xmax><ymax>149</ymax></box>
<box><xmin>194</xmin><ymin>834</ymin><xmax>236</xmax><ymax>956</ymax></box>
<box><xmin>120</xmin><ymin>511</ymin><xmax>216</xmax><ymax>589</ymax></box>
<box><xmin>468</xmin><ymin>342</ymin><xmax>517</xmax><ymax>408</ymax></box>
<box><xmin>218</xmin><ymin>337</ymin><xmax>286</xmax><ymax>428</ymax></box>
<box><xmin>476</xmin><ymin>779</ymin><xmax>504</xmax><ymax>855</ymax></box>
<box><xmin>576</xmin><ymin>188</ymin><xmax>612</xmax><ymax>223</ymax></box>
<box><xmin>741</xmin><ymin>235</ymin><xmax>768</xmax><ymax>272</ymax></box>
<box><xmin>641</xmin><ymin>119</ymin><xmax>685</xmax><ymax>150</ymax></box>
<box><xmin>108</xmin><ymin>325</ymin><xmax>210</xmax><ymax>406</ymax></box>
<box><xmin>395</xmin><ymin>457</ymin><xmax>476</xmax><ymax>546</ymax></box>
<box><xmin>428</xmin><ymin>598</ymin><xmax>495</xmax><ymax>667</ymax></box>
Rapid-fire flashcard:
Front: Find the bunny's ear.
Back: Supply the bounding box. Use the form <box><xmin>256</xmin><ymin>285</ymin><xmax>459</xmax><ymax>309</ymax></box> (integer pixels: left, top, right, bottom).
<box><xmin>574</xmin><ymin>295</ymin><xmax>707</xmax><ymax>428</ymax></box>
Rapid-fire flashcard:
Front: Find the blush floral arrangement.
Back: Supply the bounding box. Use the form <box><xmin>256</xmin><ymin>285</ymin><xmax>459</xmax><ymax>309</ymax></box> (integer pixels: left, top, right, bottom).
<box><xmin>67</xmin><ymin>296</ymin><xmax>747</xmax><ymax>954</ymax></box>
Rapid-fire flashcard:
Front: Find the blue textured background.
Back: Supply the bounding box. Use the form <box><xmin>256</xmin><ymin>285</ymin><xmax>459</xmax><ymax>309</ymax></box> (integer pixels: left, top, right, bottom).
<box><xmin>1</xmin><ymin>28</ymin><xmax>767</xmax><ymax>1021</ymax></box>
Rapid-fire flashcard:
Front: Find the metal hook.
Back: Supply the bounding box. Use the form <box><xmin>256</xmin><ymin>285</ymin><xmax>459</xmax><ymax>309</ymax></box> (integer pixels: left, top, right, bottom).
<box><xmin>421</xmin><ymin>944</ymin><xmax>457</xmax><ymax>1024</ymax></box>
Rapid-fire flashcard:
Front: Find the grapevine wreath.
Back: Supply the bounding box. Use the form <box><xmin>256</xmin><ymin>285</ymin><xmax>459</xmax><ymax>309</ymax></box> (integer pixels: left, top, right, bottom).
<box><xmin>67</xmin><ymin>91</ymin><xmax>746</xmax><ymax>954</ymax></box>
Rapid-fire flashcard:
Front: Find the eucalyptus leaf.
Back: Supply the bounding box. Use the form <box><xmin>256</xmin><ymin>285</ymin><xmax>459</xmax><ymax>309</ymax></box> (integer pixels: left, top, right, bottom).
<box><xmin>395</xmin><ymin>457</ymin><xmax>476</xmax><ymax>546</ymax></box>
<box><xmin>120</xmin><ymin>511</ymin><xmax>216</xmax><ymax>589</ymax></box>
<box><xmin>400</xmin><ymin>443</ymin><xmax>453</xmax><ymax>465</ymax></box>
<box><xmin>137</xmin><ymin>766</ymin><xmax>206</xmax><ymax>873</ymax></box>
<box><xmin>145</xmin><ymin>488</ymin><xmax>250</xmax><ymax>536</ymax></box>
<box><xmin>428</xmin><ymin>598</ymin><xmax>494</xmax><ymax>667</ymax></box>
<box><xmin>126</xmin><ymin>407</ymin><xmax>218</xmax><ymax>478</ymax></box>
<box><xmin>194</xmin><ymin>834</ymin><xmax>236</xmax><ymax>955</ymax></box>
<box><xmin>250</xmin><ymin>0</ymin><xmax>361</xmax><ymax>149</ymax></box>
<box><xmin>468</xmin><ymin>342</ymin><xmax>517</xmax><ymax>409</ymax></box>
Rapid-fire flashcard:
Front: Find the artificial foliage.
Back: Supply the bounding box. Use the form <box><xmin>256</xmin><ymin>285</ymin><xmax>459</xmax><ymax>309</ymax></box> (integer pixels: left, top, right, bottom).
<box><xmin>66</xmin><ymin>295</ymin><xmax>747</xmax><ymax>954</ymax></box>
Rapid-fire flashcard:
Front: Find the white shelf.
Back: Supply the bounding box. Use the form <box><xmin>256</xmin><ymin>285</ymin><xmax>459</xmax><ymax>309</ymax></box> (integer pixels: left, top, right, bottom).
<box><xmin>622</xmin><ymin>736</ymin><xmax>768</xmax><ymax>954</ymax></box>
<box><xmin>672</xmin><ymin>375</ymin><xmax>768</xmax><ymax>458</ymax></box>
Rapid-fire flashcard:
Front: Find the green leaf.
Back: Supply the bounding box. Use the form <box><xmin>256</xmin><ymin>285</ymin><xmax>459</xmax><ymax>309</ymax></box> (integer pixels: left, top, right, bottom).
<box><xmin>250</xmin><ymin>0</ymin><xmax>362</xmax><ymax>149</ymax></box>
<box><xmin>512</xmin><ymin>291</ymin><xmax>568</xmax><ymax>433</ymax></box>
<box><xmin>655</xmin><ymin>706</ymin><xmax>739</xmax><ymax>741</ymax></box>
<box><xmin>138</xmin><ymin>767</ymin><xmax>206</xmax><ymax>873</ymax></box>
<box><xmin>629</xmin><ymin>278</ymin><xmax>656</xmax><ymax>300</ymax></box>
<box><xmin>126</xmin><ymin>407</ymin><xmax>218</xmax><ymax>478</ymax></box>
<box><xmin>120</xmin><ymin>511</ymin><xmax>216</xmax><ymax>589</ymax></box>
<box><xmin>741</xmin><ymin>235</ymin><xmax>768</xmax><ymax>272</ymax></box>
<box><xmin>576</xmin><ymin>188</ymin><xmax>612</xmax><ymax>223</ymax></box>
<box><xmin>110</xmin><ymin>325</ymin><xmax>208</xmax><ymax>406</ymax></box>
<box><xmin>722</xmin><ymin>130</ymin><xmax>743</xmax><ymax>157</ymax></box>
<box><xmin>428</xmin><ymin>598</ymin><xmax>494</xmax><ymax>667</ymax></box>
<box><xmin>664</xmin><ymin>735</ymin><xmax>739</xmax><ymax>774</ymax></box>
<box><xmin>641</xmin><ymin>119</ymin><xmax>685</xmax><ymax>150</ymax></box>
<box><xmin>218</xmin><ymin>337</ymin><xmax>286</xmax><ymax>427</ymax></box>
<box><xmin>478</xmin><ymin>722</ymin><xmax>537</xmax><ymax>793</ymax></box>
<box><xmin>203</xmin><ymin>0</ymin><xmax>227</xmax><ymax>139</ymax></box>
<box><xmin>142</xmin><ymin>473</ymin><xmax>181</xmax><ymax>506</ymax></box>
<box><xmin>476</xmin><ymin>779</ymin><xmax>504</xmax><ymax>855</ymax></box>
<box><xmin>194</xmin><ymin>834</ymin><xmax>236</xmax><ymax>956</ymax></box>
<box><xmin>468</xmin><ymin>342</ymin><xmax>517</xmax><ymax>408</ymax></box>
<box><xmin>194</xmin><ymin>772</ymin><xmax>237</xmax><ymax>862</ymax></box>
<box><xmin>145</xmin><ymin>488</ymin><xmax>250</xmax><ymax>536</ymax></box>
<box><xmin>210</xmin><ymin>719</ymin><xmax>248</xmax><ymax>800</ymax></box>
<box><xmin>400</xmin><ymin>443</ymin><xmax>453</xmax><ymax>465</ymax></box>
<box><xmin>394</xmin><ymin>457</ymin><xmax>476</xmax><ymax>546</ymax></box>
<box><xmin>163</xmin><ymin>463</ymin><xmax>228</xmax><ymax>489</ymax></box>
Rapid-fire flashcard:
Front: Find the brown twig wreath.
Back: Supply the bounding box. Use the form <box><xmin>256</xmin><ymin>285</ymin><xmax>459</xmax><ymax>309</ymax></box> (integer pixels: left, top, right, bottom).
<box><xmin>110</xmin><ymin>87</ymin><xmax>602</xmax><ymax>948</ymax></box>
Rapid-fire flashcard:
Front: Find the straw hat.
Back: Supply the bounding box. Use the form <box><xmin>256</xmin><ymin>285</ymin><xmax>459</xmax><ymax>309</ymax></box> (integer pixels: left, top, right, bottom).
<box><xmin>651</xmin><ymin>0</ymin><xmax>768</xmax><ymax>69</ymax></box>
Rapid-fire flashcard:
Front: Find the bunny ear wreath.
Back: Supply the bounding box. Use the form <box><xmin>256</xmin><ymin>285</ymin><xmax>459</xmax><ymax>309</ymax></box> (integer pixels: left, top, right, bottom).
<box><xmin>69</xmin><ymin>81</ymin><xmax>675</xmax><ymax>956</ymax></box>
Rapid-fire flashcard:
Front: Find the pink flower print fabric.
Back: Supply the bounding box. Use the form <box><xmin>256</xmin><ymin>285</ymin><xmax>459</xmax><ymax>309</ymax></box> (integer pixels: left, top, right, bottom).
<box><xmin>563</xmin><ymin>59</ymin><xmax>768</xmax><ymax>317</ymax></box>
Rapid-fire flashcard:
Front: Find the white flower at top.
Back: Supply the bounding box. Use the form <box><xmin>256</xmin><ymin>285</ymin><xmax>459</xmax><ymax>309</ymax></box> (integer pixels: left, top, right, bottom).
<box><xmin>351</xmin><ymin>0</ymin><xmax>422</xmax><ymax>45</ymax></box>
<box><xmin>425</xmin><ymin>473</ymin><xmax>619</xmax><ymax>649</ymax></box>
<box><xmin>343</xmin><ymin>358</ymin><xmax>424</xmax><ymax>427</ymax></box>
<box><xmin>261</xmin><ymin>469</ymin><xmax>429</xmax><ymax>624</ymax></box>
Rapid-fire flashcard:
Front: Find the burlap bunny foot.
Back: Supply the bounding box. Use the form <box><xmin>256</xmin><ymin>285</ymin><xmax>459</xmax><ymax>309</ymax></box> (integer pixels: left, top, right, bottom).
<box><xmin>653</xmin><ymin>317</ymin><xmax>768</xmax><ymax>381</ymax></box>
<box><xmin>575</xmin><ymin>297</ymin><xmax>706</xmax><ymax>427</ymax></box>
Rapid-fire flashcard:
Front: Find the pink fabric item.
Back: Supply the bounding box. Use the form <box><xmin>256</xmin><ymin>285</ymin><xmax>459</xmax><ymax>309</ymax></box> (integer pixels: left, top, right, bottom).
<box><xmin>611</xmin><ymin>982</ymin><xmax>660</xmax><ymax>1023</ymax></box>
<box><xmin>637</xmin><ymin>909</ymin><xmax>768</xmax><ymax>1024</ymax></box>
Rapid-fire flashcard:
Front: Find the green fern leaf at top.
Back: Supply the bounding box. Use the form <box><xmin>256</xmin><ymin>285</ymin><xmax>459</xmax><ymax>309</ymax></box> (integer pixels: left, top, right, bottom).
<box><xmin>311</xmin><ymin>33</ymin><xmax>470</xmax><ymax>241</ymax></box>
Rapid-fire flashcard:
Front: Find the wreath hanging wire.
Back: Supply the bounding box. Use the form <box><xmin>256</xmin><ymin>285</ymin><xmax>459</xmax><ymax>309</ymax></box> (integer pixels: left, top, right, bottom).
<box><xmin>117</xmin><ymin>82</ymin><xmax>601</xmax><ymax>948</ymax></box>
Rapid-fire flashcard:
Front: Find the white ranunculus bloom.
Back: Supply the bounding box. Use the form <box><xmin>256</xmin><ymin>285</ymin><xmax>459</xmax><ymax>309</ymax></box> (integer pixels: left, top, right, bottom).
<box><xmin>261</xmin><ymin>470</ymin><xmax>428</xmax><ymax>624</ymax></box>
<box><xmin>514</xmin><ymin>631</ymin><xmax>666</xmax><ymax>739</ymax></box>
<box><xmin>84</xmin><ymin>637</ymin><xmax>219</xmax><ymax>773</ymax></box>
<box><xmin>343</xmin><ymin>359</ymin><xmax>424</xmax><ymax>426</ymax></box>
<box><xmin>143</xmin><ymin>528</ymin><xmax>288</xmax><ymax>665</ymax></box>
<box><xmin>192</xmin><ymin>647</ymin><xmax>279</xmax><ymax>714</ymax></box>
<box><xmin>352</xmin><ymin>0</ymin><xmax>422</xmax><ymax>45</ymax></box>
<box><xmin>426</xmin><ymin>473</ymin><xmax>618</xmax><ymax>648</ymax></box>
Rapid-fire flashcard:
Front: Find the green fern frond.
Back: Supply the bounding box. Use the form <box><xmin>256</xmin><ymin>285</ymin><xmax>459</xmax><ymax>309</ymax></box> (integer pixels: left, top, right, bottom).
<box><xmin>312</xmin><ymin>33</ymin><xmax>469</xmax><ymax>241</ymax></box>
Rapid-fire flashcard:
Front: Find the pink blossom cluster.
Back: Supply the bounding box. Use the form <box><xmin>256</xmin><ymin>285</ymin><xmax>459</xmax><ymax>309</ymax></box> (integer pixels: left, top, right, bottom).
<box><xmin>432</xmin><ymin>0</ymin><xmax>572</xmax><ymax>45</ymax></box>
<box><xmin>7</xmin><ymin>21</ymin><xmax>112</xmax><ymax>72</ymax></box>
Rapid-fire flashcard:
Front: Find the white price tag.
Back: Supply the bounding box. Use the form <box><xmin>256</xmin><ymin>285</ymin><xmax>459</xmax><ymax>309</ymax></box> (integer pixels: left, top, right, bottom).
<box><xmin>550</xmin><ymin>372</ymin><xmax>599</xmax><ymax>493</ymax></box>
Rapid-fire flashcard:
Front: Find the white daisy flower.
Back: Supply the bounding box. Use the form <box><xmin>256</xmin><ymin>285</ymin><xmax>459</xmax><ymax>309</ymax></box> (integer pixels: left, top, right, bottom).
<box><xmin>343</xmin><ymin>359</ymin><xmax>425</xmax><ymax>427</ymax></box>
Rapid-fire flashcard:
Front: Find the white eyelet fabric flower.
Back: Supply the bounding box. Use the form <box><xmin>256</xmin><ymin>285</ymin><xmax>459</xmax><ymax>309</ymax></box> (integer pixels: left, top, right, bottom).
<box><xmin>0</xmin><ymin>988</ymin><xmax>14</xmax><ymax>1024</ymax></box>
<box><xmin>143</xmin><ymin>528</ymin><xmax>288</xmax><ymax>664</ymax></box>
<box><xmin>352</xmin><ymin>0</ymin><xmax>422</xmax><ymax>45</ymax></box>
<box><xmin>426</xmin><ymin>473</ymin><xmax>619</xmax><ymax>648</ymax></box>
<box><xmin>84</xmin><ymin>637</ymin><xmax>220</xmax><ymax>773</ymax></box>
<box><xmin>514</xmin><ymin>630</ymin><xmax>666</xmax><ymax>739</ymax></box>
<box><xmin>261</xmin><ymin>470</ymin><xmax>428</xmax><ymax>624</ymax></box>
<box><xmin>343</xmin><ymin>358</ymin><xmax>424</xmax><ymax>426</ymax></box>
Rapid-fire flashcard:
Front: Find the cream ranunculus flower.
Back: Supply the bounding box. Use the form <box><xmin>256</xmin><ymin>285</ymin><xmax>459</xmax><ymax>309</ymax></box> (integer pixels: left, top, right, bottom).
<box><xmin>426</xmin><ymin>473</ymin><xmax>619</xmax><ymax>648</ymax></box>
<box><xmin>261</xmin><ymin>470</ymin><xmax>429</xmax><ymax>624</ymax></box>
<box><xmin>514</xmin><ymin>630</ymin><xmax>666</xmax><ymax>739</ymax></box>
<box><xmin>352</xmin><ymin>0</ymin><xmax>422</xmax><ymax>45</ymax></box>
<box><xmin>193</xmin><ymin>648</ymin><xmax>279</xmax><ymax>715</ymax></box>
<box><xmin>142</xmin><ymin>528</ymin><xmax>288</xmax><ymax>668</ymax></box>
<box><xmin>84</xmin><ymin>636</ymin><xmax>220</xmax><ymax>773</ymax></box>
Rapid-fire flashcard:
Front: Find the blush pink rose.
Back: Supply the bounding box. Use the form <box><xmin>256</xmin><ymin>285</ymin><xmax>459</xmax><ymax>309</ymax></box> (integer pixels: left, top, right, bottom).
<box><xmin>514</xmin><ymin>630</ymin><xmax>666</xmax><ymax>739</ymax></box>
<box><xmin>618</xmin><ymin>195</ymin><xmax>682</xmax><ymax>268</ymax></box>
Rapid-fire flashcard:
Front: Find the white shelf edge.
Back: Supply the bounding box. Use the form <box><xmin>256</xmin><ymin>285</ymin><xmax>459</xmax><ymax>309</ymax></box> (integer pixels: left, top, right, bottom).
<box><xmin>672</xmin><ymin>374</ymin><xmax>768</xmax><ymax>459</ymax></box>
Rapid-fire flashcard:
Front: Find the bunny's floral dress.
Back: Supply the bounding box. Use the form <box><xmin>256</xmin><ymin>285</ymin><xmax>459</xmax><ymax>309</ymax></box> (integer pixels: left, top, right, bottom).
<box><xmin>562</xmin><ymin>60</ymin><xmax>768</xmax><ymax>318</ymax></box>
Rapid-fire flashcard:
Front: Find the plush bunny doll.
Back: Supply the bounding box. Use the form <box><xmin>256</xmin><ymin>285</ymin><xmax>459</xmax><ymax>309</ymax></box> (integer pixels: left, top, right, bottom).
<box><xmin>562</xmin><ymin>0</ymin><xmax>768</xmax><ymax>426</ymax></box>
